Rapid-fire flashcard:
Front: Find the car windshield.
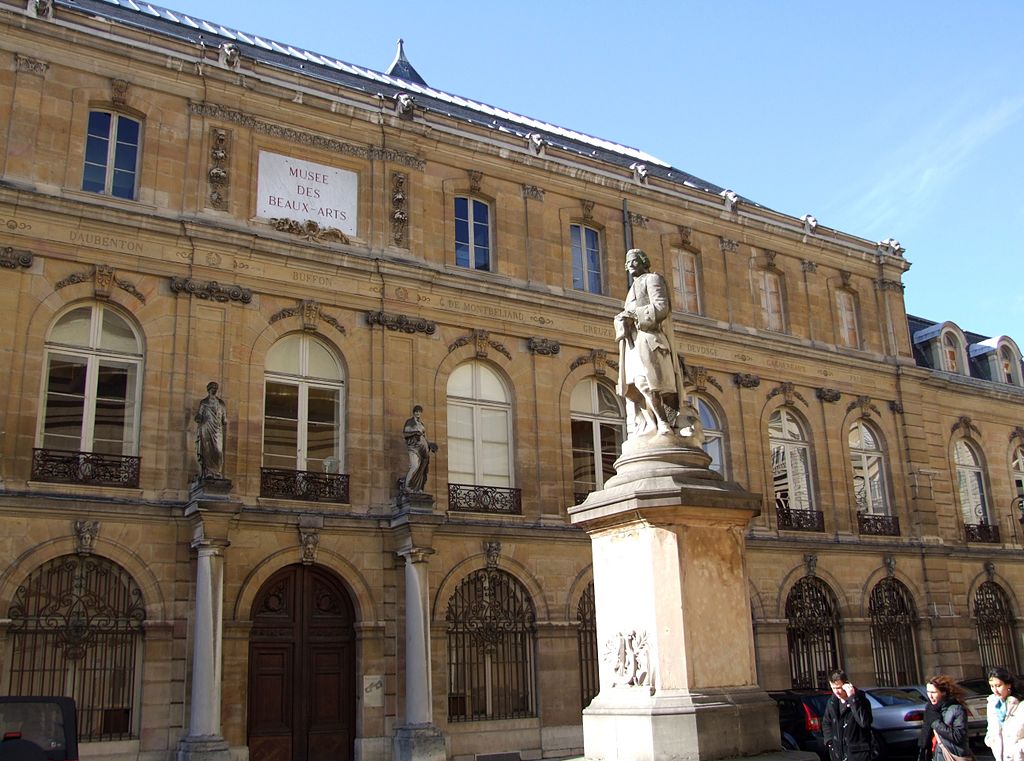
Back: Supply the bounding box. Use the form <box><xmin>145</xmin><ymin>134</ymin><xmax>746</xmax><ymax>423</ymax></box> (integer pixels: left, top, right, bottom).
<box><xmin>803</xmin><ymin>693</ymin><xmax>831</xmax><ymax>717</ymax></box>
<box><xmin>0</xmin><ymin>701</ymin><xmax>67</xmax><ymax>750</ymax></box>
<box><xmin>867</xmin><ymin>688</ymin><xmax>926</xmax><ymax>706</ymax></box>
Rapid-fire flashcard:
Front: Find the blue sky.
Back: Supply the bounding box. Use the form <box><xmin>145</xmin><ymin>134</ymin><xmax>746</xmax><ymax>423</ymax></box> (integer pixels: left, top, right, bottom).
<box><xmin>161</xmin><ymin>0</ymin><xmax>1024</xmax><ymax>340</ymax></box>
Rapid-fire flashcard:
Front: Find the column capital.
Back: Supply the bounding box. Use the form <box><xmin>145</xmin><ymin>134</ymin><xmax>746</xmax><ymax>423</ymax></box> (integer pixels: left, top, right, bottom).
<box><xmin>396</xmin><ymin>546</ymin><xmax>435</xmax><ymax>564</ymax></box>
<box><xmin>190</xmin><ymin>537</ymin><xmax>230</xmax><ymax>554</ymax></box>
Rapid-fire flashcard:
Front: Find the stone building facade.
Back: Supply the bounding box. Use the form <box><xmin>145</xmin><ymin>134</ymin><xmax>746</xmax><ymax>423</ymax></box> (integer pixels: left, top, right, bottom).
<box><xmin>1</xmin><ymin>1</ymin><xmax>1022</xmax><ymax>760</ymax></box>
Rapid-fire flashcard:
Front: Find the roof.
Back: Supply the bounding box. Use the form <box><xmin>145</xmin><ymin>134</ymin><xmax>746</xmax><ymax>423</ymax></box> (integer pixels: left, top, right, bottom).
<box><xmin>53</xmin><ymin>0</ymin><xmax>739</xmax><ymax>201</ymax></box>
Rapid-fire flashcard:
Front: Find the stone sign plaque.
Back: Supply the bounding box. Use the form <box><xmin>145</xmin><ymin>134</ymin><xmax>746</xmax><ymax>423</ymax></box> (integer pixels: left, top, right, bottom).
<box><xmin>257</xmin><ymin>151</ymin><xmax>357</xmax><ymax>236</ymax></box>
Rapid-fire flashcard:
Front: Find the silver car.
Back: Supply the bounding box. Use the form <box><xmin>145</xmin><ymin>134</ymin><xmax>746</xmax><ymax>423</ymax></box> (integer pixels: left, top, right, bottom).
<box><xmin>890</xmin><ymin>685</ymin><xmax>986</xmax><ymax>745</ymax></box>
<box><xmin>861</xmin><ymin>687</ymin><xmax>930</xmax><ymax>756</ymax></box>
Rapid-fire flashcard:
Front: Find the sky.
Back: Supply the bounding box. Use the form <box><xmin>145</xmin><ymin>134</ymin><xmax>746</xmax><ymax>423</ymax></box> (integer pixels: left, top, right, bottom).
<box><xmin>158</xmin><ymin>0</ymin><xmax>1024</xmax><ymax>340</ymax></box>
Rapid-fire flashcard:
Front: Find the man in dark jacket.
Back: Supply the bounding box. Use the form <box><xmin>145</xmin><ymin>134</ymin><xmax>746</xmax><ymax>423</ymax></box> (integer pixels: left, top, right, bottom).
<box><xmin>822</xmin><ymin>669</ymin><xmax>875</xmax><ymax>761</ymax></box>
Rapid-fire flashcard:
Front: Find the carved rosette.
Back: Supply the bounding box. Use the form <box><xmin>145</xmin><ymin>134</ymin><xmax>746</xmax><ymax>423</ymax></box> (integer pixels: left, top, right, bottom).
<box><xmin>391</xmin><ymin>172</ymin><xmax>408</xmax><ymax>247</ymax></box>
<box><xmin>366</xmin><ymin>311</ymin><xmax>436</xmax><ymax>335</ymax></box>
<box><xmin>1</xmin><ymin>246</ymin><xmax>33</xmax><ymax>269</ymax></box>
<box><xmin>603</xmin><ymin>630</ymin><xmax>652</xmax><ymax>688</ymax></box>
<box><xmin>527</xmin><ymin>337</ymin><xmax>560</xmax><ymax>356</ymax></box>
<box><xmin>448</xmin><ymin>329</ymin><xmax>511</xmax><ymax>360</ymax></box>
<box><xmin>170</xmin><ymin>276</ymin><xmax>252</xmax><ymax>304</ymax></box>
<box><xmin>208</xmin><ymin>128</ymin><xmax>231</xmax><ymax>210</ymax></box>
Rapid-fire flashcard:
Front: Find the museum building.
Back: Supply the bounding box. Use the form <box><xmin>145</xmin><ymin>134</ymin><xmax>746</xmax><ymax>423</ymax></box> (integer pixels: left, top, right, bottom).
<box><xmin>1</xmin><ymin>1</ymin><xmax>1023</xmax><ymax>760</ymax></box>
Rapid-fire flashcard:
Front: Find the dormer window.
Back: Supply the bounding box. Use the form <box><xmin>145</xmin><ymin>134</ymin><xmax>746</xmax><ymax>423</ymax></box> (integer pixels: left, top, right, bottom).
<box><xmin>968</xmin><ymin>336</ymin><xmax>1023</xmax><ymax>386</ymax></box>
<box><xmin>942</xmin><ymin>332</ymin><xmax>964</xmax><ymax>373</ymax></box>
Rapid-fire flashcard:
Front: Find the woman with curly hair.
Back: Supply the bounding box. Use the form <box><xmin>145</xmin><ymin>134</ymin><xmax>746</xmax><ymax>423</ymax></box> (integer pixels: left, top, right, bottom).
<box><xmin>984</xmin><ymin>667</ymin><xmax>1024</xmax><ymax>761</ymax></box>
<box><xmin>924</xmin><ymin>675</ymin><xmax>972</xmax><ymax>761</ymax></box>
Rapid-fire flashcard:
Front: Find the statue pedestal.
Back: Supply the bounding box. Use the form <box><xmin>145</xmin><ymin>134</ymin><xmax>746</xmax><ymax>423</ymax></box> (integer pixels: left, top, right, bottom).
<box><xmin>190</xmin><ymin>476</ymin><xmax>233</xmax><ymax>499</ymax></box>
<box><xmin>568</xmin><ymin>438</ymin><xmax>780</xmax><ymax>761</ymax></box>
<box><xmin>395</xmin><ymin>483</ymin><xmax>435</xmax><ymax>514</ymax></box>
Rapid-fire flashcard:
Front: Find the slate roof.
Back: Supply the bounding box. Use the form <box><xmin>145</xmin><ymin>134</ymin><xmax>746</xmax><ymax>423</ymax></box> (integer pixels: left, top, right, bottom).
<box><xmin>54</xmin><ymin>0</ymin><xmax>744</xmax><ymax>203</ymax></box>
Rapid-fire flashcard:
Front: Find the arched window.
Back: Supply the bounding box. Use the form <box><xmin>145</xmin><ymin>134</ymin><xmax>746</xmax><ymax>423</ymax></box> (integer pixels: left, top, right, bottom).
<box><xmin>83</xmin><ymin>110</ymin><xmax>141</xmax><ymax>199</ymax></box>
<box><xmin>1000</xmin><ymin>346</ymin><xmax>1022</xmax><ymax>385</ymax></box>
<box><xmin>576</xmin><ymin>582</ymin><xmax>599</xmax><ymax>710</ymax></box>
<box><xmin>35</xmin><ymin>303</ymin><xmax>144</xmax><ymax>486</ymax></box>
<box><xmin>785</xmin><ymin>576</ymin><xmax>840</xmax><ymax>689</ymax></box>
<box><xmin>869</xmin><ymin>577</ymin><xmax>920</xmax><ymax>685</ymax></box>
<box><xmin>687</xmin><ymin>394</ymin><xmax>726</xmax><ymax>476</ymax></box>
<box><xmin>769</xmin><ymin>409</ymin><xmax>819</xmax><ymax>530</ymax></box>
<box><xmin>942</xmin><ymin>331</ymin><xmax>965</xmax><ymax>374</ymax></box>
<box><xmin>954</xmin><ymin>440</ymin><xmax>992</xmax><ymax>537</ymax></box>
<box><xmin>835</xmin><ymin>290</ymin><xmax>860</xmax><ymax>349</ymax></box>
<box><xmin>849</xmin><ymin>421</ymin><xmax>889</xmax><ymax>514</ymax></box>
<box><xmin>446</xmin><ymin>568</ymin><xmax>536</xmax><ymax>721</ymax></box>
<box><xmin>7</xmin><ymin>554</ymin><xmax>145</xmax><ymax>740</ymax></box>
<box><xmin>974</xmin><ymin>581</ymin><xmax>1019</xmax><ymax>673</ymax></box>
<box><xmin>261</xmin><ymin>333</ymin><xmax>347</xmax><ymax>502</ymax></box>
<box><xmin>759</xmin><ymin>269</ymin><xmax>785</xmax><ymax>332</ymax></box>
<box><xmin>570</xmin><ymin>379</ymin><xmax>624</xmax><ymax>502</ymax></box>
<box><xmin>447</xmin><ymin>362</ymin><xmax>513</xmax><ymax>487</ymax></box>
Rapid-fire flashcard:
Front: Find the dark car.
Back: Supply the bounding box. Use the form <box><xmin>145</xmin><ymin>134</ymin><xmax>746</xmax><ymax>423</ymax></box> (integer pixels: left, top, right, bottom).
<box><xmin>769</xmin><ymin>690</ymin><xmax>831</xmax><ymax>758</ymax></box>
<box><xmin>0</xmin><ymin>697</ymin><xmax>78</xmax><ymax>761</ymax></box>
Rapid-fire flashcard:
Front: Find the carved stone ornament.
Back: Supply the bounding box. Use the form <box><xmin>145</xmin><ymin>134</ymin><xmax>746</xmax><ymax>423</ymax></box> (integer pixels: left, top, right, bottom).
<box><xmin>847</xmin><ymin>395</ymin><xmax>880</xmax><ymax>419</ymax></box>
<box><xmin>1010</xmin><ymin>426</ymin><xmax>1024</xmax><ymax>445</ymax></box>
<box><xmin>768</xmin><ymin>381</ymin><xmax>807</xmax><ymax>407</ymax></box>
<box><xmin>31</xmin><ymin>0</ymin><xmax>54</xmax><ymax>19</ymax></box>
<box><xmin>299</xmin><ymin>528</ymin><xmax>320</xmax><ymax>565</ymax></box>
<box><xmin>170</xmin><ymin>276</ymin><xmax>252</xmax><ymax>304</ymax></box>
<box><xmin>56</xmin><ymin>264</ymin><xmax>145</xmax><ymax>303</ymax></box>
<box><xmin>15</xmin><ymin>54</ymin><xmax>48</xmax><ymax>74</ymax></box>
<box><xmin>884</xmin><ymin>555</ymin><xmax>896</xmax><ymax>578</ymax></box>
<box><xmin>720</xmin><ymin>189</ymin><xmax>739</xmax><ymax>210</ymax></box>
<box><xmin>527</xmin><ymin>337</ymin><xmax>560</xmax><ymax>356</ymax></box>
<box><xmin>839</xmin><ymin>270</ymin><xmax>852</xmax><ymax>288</ymax></box>
<box><xmin>874</xmin><ymin>278</ymin><xmax>905</xmax><ymax>293</ymax></box>
<box><xmin>804</xmin><ymin>553</ymin><xmax>818</xmax><ymax>577</ymax></box>
<box><xmin>391</xmin><ymin>172</ymin><xmax>408</xmax><ymax>246</ymax></box>
<box><xmin>270</xmin><ymin>218</ymin><xmax>350</xmax><ymax>245</ymax></box>
<box><xmin>984</xmin><ymin>560</ymin><xmax>996</xmax><ymax>581</ymax></box>
<box><xmin>74</xmin><ymin>520</ymin><xmax>99</xmax><ymax>555</ymax></box>
<box><xmin>521</xmin><ymin>184</ymin><xmax>544</xmax><ymax>201</ymax></box>
<box><xmin>0</xmin><ymin>246</ymin><xmax>33</xmax><ymax>269</ymax></box>
<box><xmin>581</xmin><ymin>199</ymin><xmax>594</xmax><ymax>222</ymax></box>
<box><xmin>677</xmin><ymin>225</ymin><xmax>692</xmax><ymax>246</ymax></box>
<box><xmin>630</xmin><ymin>163</ymin><xmax>649</xmax><ymax>184</ymax></box>
<box><xmin>719</xmin><ymin>237</ymin><xmax>738</xmax><ymax>253</ymax></box>
<box><xmin>484</xmin><ymin>541</ymin><xmax>501</xmax><ymax>569</ymax></box>
<box><xmin>816</xmin><ymin>388</ymin><xmax>841</xmax><ymax>403</ymax></box>
<box><xmin>628</xmin><ymin>212</ymin><xmax>649</xmax><ymax>229</ymax></box>
<box><xmin>110</xmin><ymin>78</ymin><xmax>129</xmax><ymax>107</ymax></box>
<box><xmin>889</xmin><ymin>400</ymin><xmax>905</xmax><ymax>415</ymax></box>
<box><xmin>603</xmin><ymin>630</ymin><xmax>651</xmax><ymax>688</ymax></box>
<box><xmin>951</xmin><ymin>415</ymin><xmax>981</xmax><ymax>437</ymax></box>
<box><xmin>188</xmin><ymin>102</ymin><xmax>426</xmax><ymax>170</ymax></box>
<box><xmin>366</xmin><ymin>310</ymin><xmax>436</xmax><ymax>335</ymax></box>
<box><xmin>270</xmin><ymin>300</ymin><xmax>347</xmax><ymax>335</ymax></box>
<box><xmin>763</xmin><ymin>250</ymin><xmax>778</xmax><ymax>268</ymax></box>
<box><xmin>877</xmin><ymin>238</ymin><xmax>905</xmax><ymax>257</ymax></box>
<box><xmin>801</xmin><ymin>259</ymin><xmax>818</xmax><ymax>273</ymax></box>
<box><xmin>208</xmin><ymin>128</ymin><xmax>230</xmax><ymax>210</ymax></box>
<box><xmin>394</xmin><ymin>93</ymin><xmax>415</xmax><ymax>119</ymax></box>
<box><xmin>570</xmin><ymin>349</ymin><xmax>617</xmax><ymax>376</ymax></box>
<box><xmin>219</xmin><ymin>42</ymin><xmax>240</xmax><ymax>69</ymax></box>
<box><xmin>448</xmin><ymin>329</ymin><xmax>511</xmax><ymax>361</ymax></box>
<box><xmin>801</xmin><ymin>214</ymin><xmax>818</xmax><ymax>233</ymax></box>
<box><xmin>467</xmin><ymin>170</ymin><xmax>483</xmax><ymax>193</ymax></box>
<box><xmin>684</xmin><ymin>364</ymin><xmax>722</xmax><ymax>393</ymax></box>
<box><xmin>733</xmin><ymin>372</ymin><xmax>760</xmax><ymax>389</ymax></box>
<box><xmin>527</xmin><ymin>133</ymin><xmax>545</xmax><ymax>155</ymax></box>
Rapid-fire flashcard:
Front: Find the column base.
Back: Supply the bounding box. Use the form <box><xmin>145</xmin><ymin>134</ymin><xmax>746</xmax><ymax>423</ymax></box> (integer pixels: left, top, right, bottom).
<box><xmin>394</xmin><ymin>723</ymin><xmax>446</xmax><ymax>761</ymax></box>
<box><xmin>176</xmin><ymin>735</ymin><xmax>231</xmax><ymax>761</ymax></box>
<box><xmin>582</xmin><ymin>687</ymin><xmax>780</xmax><ymax>761</ymax></box>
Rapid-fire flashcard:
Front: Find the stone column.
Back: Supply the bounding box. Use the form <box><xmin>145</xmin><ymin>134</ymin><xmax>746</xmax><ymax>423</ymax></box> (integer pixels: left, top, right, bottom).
<box><xmin>394</xmin><ymin>547</ymin><xmax>445</xmax><ymax>761</ymax></box>
<box><xmin>177</xmin><ymin>537</ymin><xmax>230</xmax><ymax>761</ymax></box>
<box><xmin>569</xmin><ymin>441</ymin><xmax>783</xmax><ymax>761</ymax></box>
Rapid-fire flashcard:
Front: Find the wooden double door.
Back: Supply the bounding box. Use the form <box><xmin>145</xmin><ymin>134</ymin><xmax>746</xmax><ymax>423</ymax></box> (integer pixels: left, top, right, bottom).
<box><xmin>248</xmin><ymin>564</ymin><xmax>356</xmax><ymax>761</ymax></box>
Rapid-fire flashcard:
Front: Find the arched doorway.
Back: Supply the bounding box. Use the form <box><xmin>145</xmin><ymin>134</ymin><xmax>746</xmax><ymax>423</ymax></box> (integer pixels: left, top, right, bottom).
<box><xmin>247</xmin><ymin>564</ymin><xmax>356</xmax><ymax>761</ymax></box>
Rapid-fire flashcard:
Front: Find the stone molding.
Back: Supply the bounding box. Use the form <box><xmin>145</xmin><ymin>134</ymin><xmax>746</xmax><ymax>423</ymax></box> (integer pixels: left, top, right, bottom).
<box><xmin>366</xmin><ymin>310</ymin><xmax>436</xmax><ymax>335</ymax></box>
<box><xmin>170</xmin><ymin>276</ymin><xmax>252</xmax><ymax>304</ymax></box>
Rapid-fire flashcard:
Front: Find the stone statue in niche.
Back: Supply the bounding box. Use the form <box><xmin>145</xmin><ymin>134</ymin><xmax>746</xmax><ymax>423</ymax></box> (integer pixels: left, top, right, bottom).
<box><xmin>402</xmin><ymin>405</ymin><xmax>437</xmax><ymax>493</ymax></box>
<box><xmin>195</xmin><ymin>381</ymin><xmax>228</xmax><ymax>480</ymax></box>
<box><xmin>614</xmin><ymin>249</ymin><xmax>702</xmax><ymax>443</ymax></box>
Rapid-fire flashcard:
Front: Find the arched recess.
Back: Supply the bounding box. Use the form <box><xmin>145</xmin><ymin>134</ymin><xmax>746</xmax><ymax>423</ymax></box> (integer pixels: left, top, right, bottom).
<box><xmin>431</xmin><ymin>552</ymin><xmax>549</xmax><ymax>625</ymax></box>
<box><xmin>784</xmin><ymin>575</ymin><xmax>841</xmax><ymax>689</ymax></box>
<box><xmin>971</xmin><ymin>579</ymin><xmax>1020</xmax><ymax>673</ymax></box>
<box><xmin>867</xmin><ymin>576</ymin><xmax>921</xmax><ymax>684</ymax></box>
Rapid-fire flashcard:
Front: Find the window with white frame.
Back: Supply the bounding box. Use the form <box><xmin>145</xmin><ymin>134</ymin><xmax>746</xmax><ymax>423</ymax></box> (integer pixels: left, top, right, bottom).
<box><xmin>454</xmin><ymin>196</ymin><xmax>491</xmax><ymax>271</ymax></box>
<box><xmin>769</xmin><ymin>408</ymin><xmax>814</xmax><ymax>512</ymax></box>
<box><xmin>759</xmin><ymin>269</ymin><xmax>785</xmax><ymax>332</ymax></box>
<box><xmin>672</xmin><ymin>249</ymin><xmax>701</xmax><ymax>314</ymax></box>
<box><xmin>39</xmin><ymin>304</ymin><xmax>143</xmax><ymax>456</ymax></box>
<box><xmin>570</xmin><ymin>223</ymin><xmax>602</xmax><ymax>294</ymax></box>
<box><xmin>942</xmin><ymin>332</ymin><xmax>965</xmax><ymax>374</ymax></box>
<box><xmin>687</xmin><ymin>394</ymin><xmax>726</xmax><ymax>476</ymax></box>
<box><xmin>953</xmin><ymin>439</ymin><xmax>990</xmax><ymax>526</ymax></box>
<box><xmin>836</xmin><ymin>290</ymin><xmax>860</xmax><ymax>348</ymax></box>
<box><xmin>83</xmin><ymin>111</ymin><xmax>141</xmax><ymax>200</ymax></box>
<box><xmin>447</xmin><ymin>362</ymin><xmax>513</xmax><ymax>486</ymax></box>
<box><xmin>263</xmin><ymin>334</ymin><xmax>345</xmax><ymax>473</ymax></box>
<box><xmin>570</xmin><ymin>378</ymin><xmax>624</xmax><ymax>498</ymax></box>
<box><xmin>849</xmin><ymin>420</ymin><xmax>889</xmax><ymax>514</ymax></box>
<box><xmin>1000</xmin><ymin>346</ymin><xmax>1022</xmax><ymax>385</ymax></box>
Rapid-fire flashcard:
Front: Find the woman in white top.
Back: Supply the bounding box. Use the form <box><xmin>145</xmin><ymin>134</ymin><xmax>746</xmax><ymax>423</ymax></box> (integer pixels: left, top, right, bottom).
<box><xmin>985</xmin><ymin>666</ymin><xmax>1024</xmax><ymax>761</ymax></box>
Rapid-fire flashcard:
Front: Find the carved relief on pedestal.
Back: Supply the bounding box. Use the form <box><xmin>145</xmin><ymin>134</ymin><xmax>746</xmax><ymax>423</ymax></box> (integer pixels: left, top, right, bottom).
<box><xmin>603</xmin><ymin>629</ymin><xmax>652</xmax><ymax>688</ymax></box>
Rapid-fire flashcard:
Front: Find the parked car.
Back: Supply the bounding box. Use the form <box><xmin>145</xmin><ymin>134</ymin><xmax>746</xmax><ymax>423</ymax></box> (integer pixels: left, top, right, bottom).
<box><xmin>861</xmin><ymin>687</ymin><xmax>929</xmax><ymax>756</ymax></box>
<box><xmin>769</xmin><ymin>690</ymin><xmax>830</xmax><ymax>759</ymax></box>
<box><xmin>890</xmin><ymin>685</ymin><xmax>986</xmax><ymax>747</ymax></box>
<box><xmin>0</xmin><ymin>697</ymin><xmax>78</xmax><ymax>761</ymax></box>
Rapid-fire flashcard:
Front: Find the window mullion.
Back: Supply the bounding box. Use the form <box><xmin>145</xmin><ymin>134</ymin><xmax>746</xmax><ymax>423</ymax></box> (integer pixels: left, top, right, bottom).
<box><xmin>105</xmin><ymin>117</ymin><xmax>118</xmax><ymax>194</ymax></box>
<box><xmin>297</xmin><ymin>383</ymin><xmax>309</xmax><ymax>470</ymax></box>
<box><xmin>82</xmin><ymin>354</ymin><xmax>99</xmax><ymax>452</ymax></box>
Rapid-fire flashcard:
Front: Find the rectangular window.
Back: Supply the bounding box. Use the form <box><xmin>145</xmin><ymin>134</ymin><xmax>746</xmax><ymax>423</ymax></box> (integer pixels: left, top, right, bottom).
<box><xmin>571</xmin><ymin>224</ymin><xmax>602</xmax><ymax>294</ymax></box>
<box><xmin>672</xmin><ymin>250</ymin><xmax>701</xmax><ymax>313</ymax></box>
<box><xmin>83</xmin><ymin>111</ymin><xmax>141</xmax><ymax>200</ymax></box>
<box><xmin>836</xmin><ymin>291</ymin><xmax>860</xmax><ymax>348</ymax></box>
<box><xmin>759</xmin><ymin>270</ymin><xmax>785</xmax><ymax>332</ymax></box>
<box><xmin>455</xmin><ymin>197</ymin><xmax>491</xmax><ymax>271</ymax></box>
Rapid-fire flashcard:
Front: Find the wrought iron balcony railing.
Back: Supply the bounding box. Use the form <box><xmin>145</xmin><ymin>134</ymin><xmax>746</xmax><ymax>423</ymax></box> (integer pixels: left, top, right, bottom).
<box><xmin>775</xmin><ymin>505</ymin><xmax>825</xmax><ymax>532</ymax></box>
<box><xmin>260</xmin><ymin>467</ymin><xmax>350</xmax><ymax>503</ymax></box>
<box><xmin>965</xmin><ymin>522</ymin><xmax>1000</xmax><ymax>544</ymax></box>
<box><xmin>858</xmin><ymin>513</ymin><xmax>901</xmax><ymax>536</ymax></box>
<box><xmin>448</xmin><ymin>483</ymin><xmax>522</xmax><ymax>515</ymax></box>
<box><xmin>32</xmin><ymin>448</ymin><xmax>140</xmax><ymax>488</ymax></box>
